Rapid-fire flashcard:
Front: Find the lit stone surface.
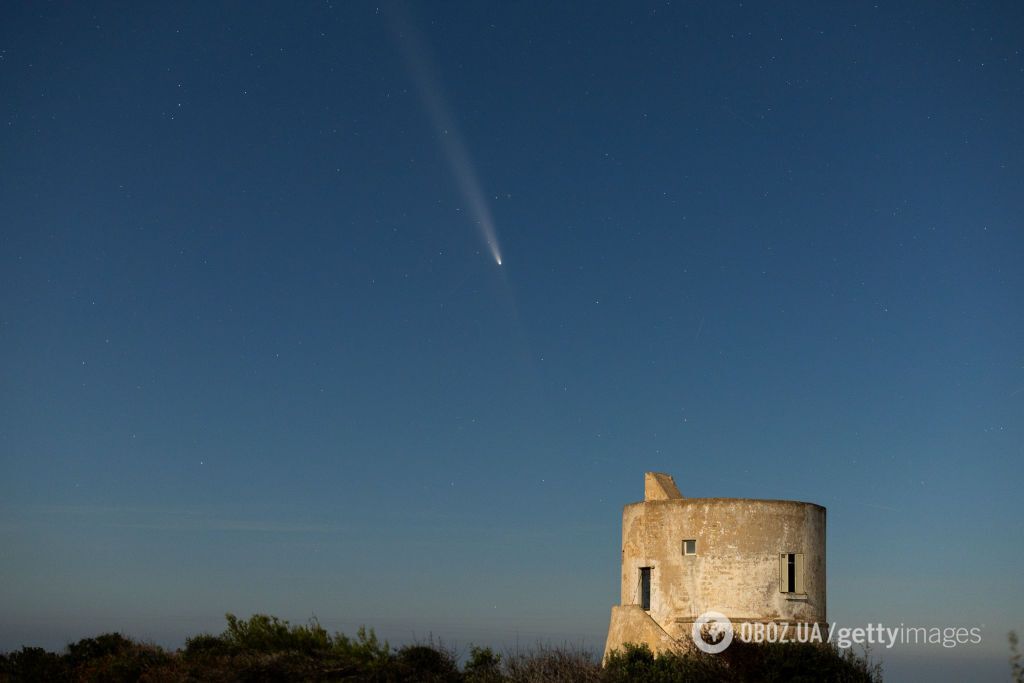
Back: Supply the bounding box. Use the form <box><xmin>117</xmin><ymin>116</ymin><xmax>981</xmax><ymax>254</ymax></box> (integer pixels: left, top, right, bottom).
<box><xmin>604</xmin><ymin>472</ymin><xmax>827</xmax><ymax>659</ymax></box>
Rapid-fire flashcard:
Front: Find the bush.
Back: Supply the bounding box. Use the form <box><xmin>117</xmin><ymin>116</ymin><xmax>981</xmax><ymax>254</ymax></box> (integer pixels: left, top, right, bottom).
<box><xmin>73</xmin><ymin>643</ymin><xmax>171</xmax><ymax>683</ymax></box>
<box><xmin>604</xmin><ymin>643</ymin><xmax>727</xmax><ymax>682</ymax></box>
<box><xmin>464</xmin><ymin>646</ymin><xmax>502</xmax><ymax>682</ymax></box>
<box><xmin>220</xmin><ymin>613</ymin><xmax>332</xmax><ymax>655</ymax></box>
<box><xmin>182</xmin><ymin>633</ymin><xmax>232</xmax><ymax>659</ymax></box>
<box><xmin>0</xmin><ymin>616</ymin><xmax>885</xmax><ymax>682</ymax></box>
<box><xmin>65</xmin><ymin>633</ymin><xmax>137</xmax><ymax>668</ymax></box>
<box><xmin>603</xmin><ymin>641</ymin><xmax>881</xmax><ymax>683</ymax></box>
<box><xmin>1</xmin><ymin>646</ymin><xmax>70</xmax><ymax>682</ymax></box>
<box><xmin>331</xmin><ymin>625</ymin><xmax>391</xmax><ymax>666</ymax></box>
<box><xmin>175</xmin><ymin>615</ymin><xmax>393</xmax><ymax>681</ymax></box>
<box><xmin>722</xmin><ymin>639</ymin><xmax>880</xmax><ymax>683</ymax></box>
<box><xmin>60</xmin><ymin>634</ymin><xmax>172</xmax><ymax>683</ymax></box>
<box><xmin>502</xmin><ymin>644</ymin><xmax>601</xmax><ymax>682</ymax></box>
<box><xmin>393</xmin><ymin>643</ymin><xmax>460</xmax><ymax>681</ymax></box>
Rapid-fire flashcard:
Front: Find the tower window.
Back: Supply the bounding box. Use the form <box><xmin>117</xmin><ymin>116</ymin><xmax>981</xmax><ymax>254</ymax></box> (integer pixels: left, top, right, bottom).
<box><xmin>640</xmin><ymin>567</ymin><xmax>651</xmax><ymax>611</ymax></box>
<box><xmin>682</xmin><ymin>539</ymin><xmax>697</xmax><ymax>555</ymax></box>
<box><xmin>780</xmin><ymin>553</ymin><xmax>805</xmax><ymax>594</ymax></box>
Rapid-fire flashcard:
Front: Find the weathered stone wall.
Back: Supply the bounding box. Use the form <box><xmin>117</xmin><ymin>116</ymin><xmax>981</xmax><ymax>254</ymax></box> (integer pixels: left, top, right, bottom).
<box><xmin>604</xmin><ymin>473</ymin><xmax>827</xmax><ymax>659</ymax></box>
<box><xmin>618</xmin><ymin>497</ymin><xmax>826</xmax><ymax>644</ymax></box>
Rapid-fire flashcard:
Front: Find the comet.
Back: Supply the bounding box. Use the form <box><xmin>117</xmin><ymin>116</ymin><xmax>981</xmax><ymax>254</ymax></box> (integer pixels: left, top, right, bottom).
<box><xmin>389</xmin><ymin>4</ymin><xmax>504</xmax><ymax>267</ymax></box>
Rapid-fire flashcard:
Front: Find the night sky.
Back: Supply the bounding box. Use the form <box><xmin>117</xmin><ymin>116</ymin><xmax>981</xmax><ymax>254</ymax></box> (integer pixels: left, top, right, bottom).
<box><xmin>1</xmin><ymin>2</ymin><xmax>1021</xmax><ymax>679</ymax></box>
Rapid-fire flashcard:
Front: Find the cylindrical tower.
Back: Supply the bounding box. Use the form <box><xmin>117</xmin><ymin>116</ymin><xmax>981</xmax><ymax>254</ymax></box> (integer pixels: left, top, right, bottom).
<box><xmin>604</xmin><ymin>472</ymin><xmax>826</xmax><ymax>657</ymax></box>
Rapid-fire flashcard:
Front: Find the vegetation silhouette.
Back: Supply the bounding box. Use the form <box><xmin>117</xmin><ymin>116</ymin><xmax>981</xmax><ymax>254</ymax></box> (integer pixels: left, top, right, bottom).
<box><xmin>0</xmin><ymin>613</ymin><xmax>885</xmax><ymax>682</ymax></box>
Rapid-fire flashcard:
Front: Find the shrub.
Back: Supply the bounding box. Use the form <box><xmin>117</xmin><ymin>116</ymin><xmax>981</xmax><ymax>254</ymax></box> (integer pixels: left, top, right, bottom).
<box><xmin>603</xmin><ymin>643</ymin><xmax>727</xmax><ymax>682</ymax></box>
<box><xmin>722</xmin><ymin>639</ymin><xmax>880</xmax><ymax>683</ymax></box>
<box><xmin>1</xmin><ymin>646</ymin><xmax>71</xmax><ymax>682</ymax></box>
<box><xmin>0</xmin><ymin>616</ymin><xmax>886</xmax><ymax>682</ymax></box>
<box><xmin>182</xmin><ymin>633</ymin><xmax>232</xmax><ymax>659</ymax></box>
<box><xmin>220</xmin><ymin>613</ymin><xmax>332</xmax><ymax>655</ymax></box>
<box><xmin>332</xmin><ymin>625</ymin><xmax>391</xmax><ymax>666</ymax></box>
<box><xmin>603</xmin><ymin>640</ymin><xmax>881</xmax><ymax>683</ymax></box>
<box><xmin>73</xmin><ymin>643</ymin><xmax>171</xmax><ymax>683</ymax></box>
<box><xmin>393</xmin><ymin>643</ymin><xmax>460</xmax><ymax>681</ymax></box>
<box><xmin>502</xmin><ymin>643</ymin><xmax>601</xmax><ymax>683</ymax></box>
<box><xmin>464</xmin><ymin>645</ymin><xmax>502</xmax><ymax>682</ymax></box>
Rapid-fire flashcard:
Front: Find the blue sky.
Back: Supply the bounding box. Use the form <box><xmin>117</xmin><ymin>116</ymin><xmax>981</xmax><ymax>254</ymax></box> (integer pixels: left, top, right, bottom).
<box><xmin>1</xmin><ymin>2</ymin><xmax>1021</xmax><ymax>679</ymax></box>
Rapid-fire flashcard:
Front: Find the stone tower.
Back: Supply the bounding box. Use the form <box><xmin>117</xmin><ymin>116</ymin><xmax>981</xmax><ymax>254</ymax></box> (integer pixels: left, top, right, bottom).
<box><xmin>604</xmin><ymin>472</ymin><xmax>827</xmax><ymax>657</ymax></box>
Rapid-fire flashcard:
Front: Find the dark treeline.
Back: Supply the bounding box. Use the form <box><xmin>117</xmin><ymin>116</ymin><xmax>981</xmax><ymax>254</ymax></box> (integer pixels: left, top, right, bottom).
<box><xmin>0</xmin><ymin>613</ymin><xmax>881</xmax><ymax>682</ymax></box>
